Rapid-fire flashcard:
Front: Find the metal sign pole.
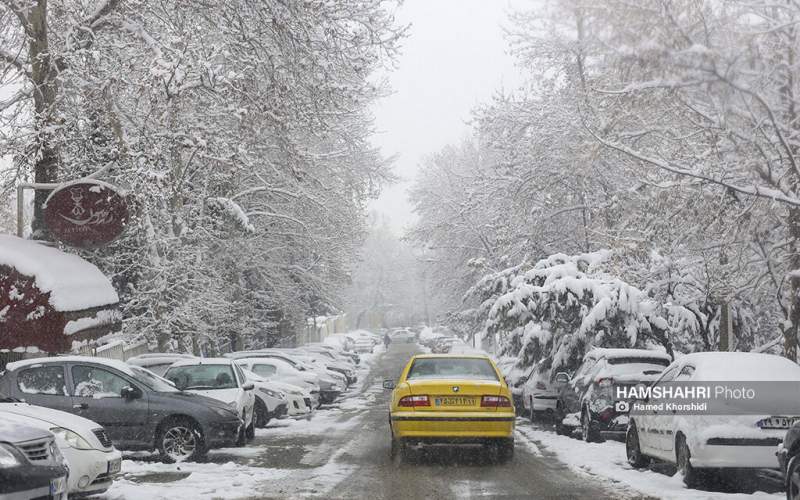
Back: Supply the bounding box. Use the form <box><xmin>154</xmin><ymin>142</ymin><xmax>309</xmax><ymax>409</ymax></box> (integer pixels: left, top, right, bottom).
<box><xmin>16</xmin><ymin>182</ymin><xmax>60</xmax><ymax>237</ymax></box>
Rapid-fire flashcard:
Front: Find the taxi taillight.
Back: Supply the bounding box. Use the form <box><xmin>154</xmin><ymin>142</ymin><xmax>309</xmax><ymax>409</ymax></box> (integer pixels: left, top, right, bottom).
<box><xmin>481</xmin><ymin>395</ymin><xmax>512</xmax><ymax>408</ymax></box>
<box><xmin>398</xmin><ymin>395</ymin><xmax>430</xmax><ymax>407</ymax></box>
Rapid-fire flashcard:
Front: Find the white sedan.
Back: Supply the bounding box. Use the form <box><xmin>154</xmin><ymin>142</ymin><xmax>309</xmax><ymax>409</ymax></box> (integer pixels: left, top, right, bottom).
<box><xmin>237</xmin><ymin>357</ymin><xmax>322</xmax><ymax>407</ymax></box>
<box><xmin>240</xmin><ymin>369</ymin><xmax>311</xmax><ymax>424</ymax></box>
<box><xmin>266</xmin><ymin>379</ymin><xmax>313</xmax><ymax>418</ymax></box>
<box><xmin>521</xmin><ymin>363</ymin><xmax>565</xmax><ymax>420</ymax></box>
<box><xmin>626</xmin><ymin>351</ymin><xmax>800</xmax><ymax>487</ymax></box>
<box><xmin>164</xmin><ymin>358</ymin><xmax>256</xmax><ymax>443</ymax></box>
<box><xmin>0</xmin><ymin>399</ymin><xmax>122</xmax><ymax>496</ymax></box>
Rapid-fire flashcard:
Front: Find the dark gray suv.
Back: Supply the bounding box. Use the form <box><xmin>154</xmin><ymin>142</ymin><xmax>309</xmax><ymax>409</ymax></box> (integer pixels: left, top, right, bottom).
<box><xmin>0</xmin><ymin>356</ymin><xmax>243</xmax><ymax>462</ymax></box>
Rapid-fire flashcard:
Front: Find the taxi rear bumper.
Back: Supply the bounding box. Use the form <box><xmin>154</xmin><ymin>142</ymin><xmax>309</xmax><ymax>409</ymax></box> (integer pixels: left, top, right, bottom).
<box><xmin>390</xmin><ymin>411</ymin><xmax>515</xmax><ymax>439</ymax></box>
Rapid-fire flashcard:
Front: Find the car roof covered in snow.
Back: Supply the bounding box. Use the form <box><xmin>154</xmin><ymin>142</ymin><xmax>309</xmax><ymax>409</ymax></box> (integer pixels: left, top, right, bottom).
<box><xmin>0</xmin><ymin>235</ymin><xmax>119</xmax><ymax>312</ymax></box>
<box><xmin>678</xmin><ymin>351</ymin><xmax>800</xmax><ymax>381</ymax></box>
<box><xmin>5</xmin><ymin>355</ymin><xmax>136</xmax><ymax>376</ymax></box>
<box><xmin>168</xmin><ymin>357</ymin><xmax>233</xmax><ymax>367</ymax></box>
<box><xmin>585</xmin><ymin>347</ymin><xmax>671</xmax><ymax>361</ymax></box>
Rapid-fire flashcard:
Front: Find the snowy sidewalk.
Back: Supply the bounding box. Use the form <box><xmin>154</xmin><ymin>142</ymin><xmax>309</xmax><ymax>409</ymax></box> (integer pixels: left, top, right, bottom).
<box><xmin>516</xmin><ymin>422</ymin><xmax>783</xmax><ymax>500</ymax></box>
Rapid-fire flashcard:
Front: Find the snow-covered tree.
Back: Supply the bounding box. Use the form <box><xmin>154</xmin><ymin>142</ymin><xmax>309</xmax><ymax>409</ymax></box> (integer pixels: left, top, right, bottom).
<box><xmin>478</xmin><ymin>251</ymin><xmax>672</xmax><ymax>375</ymax></box>
<box><xmin>1</xmin><ymin>0</ymin><xmax>406</xmax><ymax>351</ymax></box>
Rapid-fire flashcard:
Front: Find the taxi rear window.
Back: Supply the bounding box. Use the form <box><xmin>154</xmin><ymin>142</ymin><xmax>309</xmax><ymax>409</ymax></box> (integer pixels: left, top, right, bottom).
<box><xmin>407</xmin><ymin>358</ymin><xmax>498</xmax><ymax>381</ymax></box>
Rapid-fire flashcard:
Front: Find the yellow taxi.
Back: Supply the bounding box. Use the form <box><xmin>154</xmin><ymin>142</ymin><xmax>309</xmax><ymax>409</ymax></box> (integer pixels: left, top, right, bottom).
<box><xmin>383</xmin><ymin>354</ymin><xmax>515</xmax><ymax>461</ymax></box>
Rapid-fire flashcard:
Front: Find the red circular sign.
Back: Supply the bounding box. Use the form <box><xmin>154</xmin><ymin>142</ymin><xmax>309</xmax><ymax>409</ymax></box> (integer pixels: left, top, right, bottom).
<box><xmin>43</xmin><ymin>180</ymin><xmax>129</xmax><ymax>248</ymax></box>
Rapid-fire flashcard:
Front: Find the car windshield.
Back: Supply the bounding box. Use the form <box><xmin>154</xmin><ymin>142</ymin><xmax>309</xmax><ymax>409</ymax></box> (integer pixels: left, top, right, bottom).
<box><xmin>407</xmin><ymin>358</ymin><xmax>498</xmax><ymax>381</ymax></box>
<box><xmin>165</xmin><ymin>364</ymin><xmax>237</xmax><ymax>390</ymax></box>
<box><xmin>129</xmin><ymin>366</ymin><xmax>179</xmax><ymax>392</ymax></box>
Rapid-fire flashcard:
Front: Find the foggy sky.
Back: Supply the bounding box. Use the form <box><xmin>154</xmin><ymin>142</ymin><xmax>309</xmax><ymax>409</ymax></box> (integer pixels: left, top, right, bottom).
<box><xmin>368</xmin><ymin>0</ymin><xmax>526</xmax><ymax>234</ymax></box>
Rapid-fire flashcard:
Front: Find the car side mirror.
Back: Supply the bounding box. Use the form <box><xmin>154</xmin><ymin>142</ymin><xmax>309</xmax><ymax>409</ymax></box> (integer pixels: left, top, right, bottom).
<box><xmin>554</xmin><ymin>372</ymin><xmax>570</xmax><ymax>384</ymax></box>
<box><xmin>382</xmin><ymin>380</ymin><xmax>395</xmax><ymax>390</ymax></box>
<box><xmin>242</xmin><ymin>382</ymin><xmax>255</xmax><ymax>391</ymax></box>
<box><xmin>121</xmin><ymin>386</ymin><xmax>142</xmax><ymax>400</ymax></box>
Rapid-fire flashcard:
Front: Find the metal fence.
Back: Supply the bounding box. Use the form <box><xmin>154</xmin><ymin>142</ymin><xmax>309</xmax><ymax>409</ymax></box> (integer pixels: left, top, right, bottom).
<box><xmin>74</xmin><ymin>340</ymin><xmax>149</xmax><ymax>361</ymax></box>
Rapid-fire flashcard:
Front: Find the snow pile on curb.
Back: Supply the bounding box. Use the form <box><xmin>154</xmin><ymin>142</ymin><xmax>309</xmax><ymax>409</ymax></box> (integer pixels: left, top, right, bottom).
<box><xmin>104</xmin><ymin>460</ymin><xmax>286</xmax><ymax>499</ymax></box>
<box><xmin>516</xmin><ymin>426</ymin><xmax>781</xmax><ymax>500</ymax></box>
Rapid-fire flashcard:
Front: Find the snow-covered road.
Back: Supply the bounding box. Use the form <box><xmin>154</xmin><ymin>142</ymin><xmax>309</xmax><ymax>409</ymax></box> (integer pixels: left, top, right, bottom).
<box><xmin>96</xmin><ymin>343</ymin><xmax>786</xmax><ymax>499</ymax></box>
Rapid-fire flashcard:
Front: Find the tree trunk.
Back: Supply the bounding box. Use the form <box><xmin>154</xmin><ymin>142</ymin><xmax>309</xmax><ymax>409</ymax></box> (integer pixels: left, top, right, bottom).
<box><xmin>27</xmin><ymin>0</ymin><xmax>60</xmax><ymax>240</ymax></box>
<box><xmin>786</xmin><ymin>207</ymin><xmax>800</xmax><ymax>362</ymax></box>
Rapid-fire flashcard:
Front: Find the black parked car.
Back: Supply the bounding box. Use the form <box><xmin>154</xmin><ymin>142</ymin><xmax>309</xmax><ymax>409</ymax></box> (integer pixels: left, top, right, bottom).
<box><xmin>779</xmin><ymin>420</ymin><xmax>800</xmax><ymax>499</ymax></box>
<box><xmin>0</xmin><ymin>356</ymin><xmax>244</xmax><ymax>462</ymax></box>
<box><xmin>554</xmin><ymin>348</ymin><xmax>670</xmax><ymax>441</ymax></box>
<box><xmin>0</xmin><ymin>419</ymin><xmax>69</xmax><ymax>499</ymax></box>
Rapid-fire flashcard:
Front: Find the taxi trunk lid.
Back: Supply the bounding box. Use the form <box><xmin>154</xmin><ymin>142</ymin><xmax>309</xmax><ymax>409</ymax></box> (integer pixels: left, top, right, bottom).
<box><xmin>406</xmin><ymin>380</ymin><xmax>504</xmax><ymax>412</ymax></box>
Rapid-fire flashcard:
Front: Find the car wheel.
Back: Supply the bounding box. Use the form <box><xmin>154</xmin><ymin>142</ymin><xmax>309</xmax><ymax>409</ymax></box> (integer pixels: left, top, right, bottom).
<box><xmin>581</xmin><ymin>410</ymin><xmax>600</xmax><ymax>443</ymax></box>
<box><xmin>157</xmin><ymin>418</ymin><xmax>205</xmax><ymax>463</ymax></box>
<box><xmin>676</xmin><ymin>434</ymin><xmax>705</xmax><ymax>488</ymax></box>
<box><xmin>254</xmin><ymin>399</ymin><xmax>269</xmax><ymax>428</ymax></box>
<box><xmin>787</xmin><ymin>455</ymin><xmax>800</xmax><ymax>500</ymax></box>
<box><xmin>625</xmin><ymin>422</ymin><xmax>649</xmax><ymax>468</ymax></box>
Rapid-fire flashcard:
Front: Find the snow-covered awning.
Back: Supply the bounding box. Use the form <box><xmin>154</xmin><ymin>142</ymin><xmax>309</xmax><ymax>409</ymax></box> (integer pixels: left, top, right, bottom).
<box><xmin>0</xmin><ymin>235</ymin><xmax>121</xmax><ymax>353</ymax></box>
<box><xmin>0</xmin><ymin>234</ymin><xmax>118</xmax><ymax>312</ymax></box>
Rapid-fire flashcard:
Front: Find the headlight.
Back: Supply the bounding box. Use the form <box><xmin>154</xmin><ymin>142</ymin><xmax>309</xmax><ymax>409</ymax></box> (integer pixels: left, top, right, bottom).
<box><xmin>50</xmin><ymin>427</ymin><xmax>93</xmax><ymax>450</ymax></box>
<box><xmin>259</xmin><ymin>388</ymin><xmax>285</xmax><ymax>399</ymax></box>
<box><xmin>0</xmin><ymin>444</ymin><xmax>20</xmax><ymax>468</ymax></box>
<box><xmin>213</xmin><ymin>406</ymin><xmax>237</xmax><ymax>418</ymax></box>
<box><xmin>331</xmin><ymin>384</ymin><xmax>342</xmax><ymax>391</ymax></box>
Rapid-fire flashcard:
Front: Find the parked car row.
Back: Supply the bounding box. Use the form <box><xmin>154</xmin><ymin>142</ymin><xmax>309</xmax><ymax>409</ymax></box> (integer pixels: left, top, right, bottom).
<box><xmin>0</xmin><ymin>336</ymin><xmax>371</xmax><ymax>497</ymax></box>
<box><xmin>500</xmin><ymin>347</ymin><xmax>800</xmax><ymax>496</ymax></box>
<box><xmin>418</xmin><ymin>328</ymin><xmax>464</xmax><ymax>354</ymax></box>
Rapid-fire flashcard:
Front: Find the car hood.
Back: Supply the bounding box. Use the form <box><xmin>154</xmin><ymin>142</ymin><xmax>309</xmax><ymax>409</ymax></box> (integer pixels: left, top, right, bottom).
<box><xmin>0</xmin><ymin>418</ymin><xmax>53</xmax><ymax>443</ymax></box>
<box><xmin>160</xmin><ymin>391</ymin><xmax>239</xmax><ymax>413</ymax></box>
<box><xmin>0</xmin><ymin>402</ymin><xmax>102</xmax><ymax>436</ymax></box>
<box><xmin>265</xmin><ymin>380</ymin><xmax>307</xmax><ymax>396</ymax></box>
<box><xmin>186</xmin><ymin>388</ymin><xmax>241</xmax><ymax>407</ymax></box>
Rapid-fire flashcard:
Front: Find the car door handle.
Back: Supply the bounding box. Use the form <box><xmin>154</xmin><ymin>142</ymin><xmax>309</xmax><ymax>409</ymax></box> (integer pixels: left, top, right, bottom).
<box><xmin>73</xmin><ymin>403</ymin><xmax>88</xmax><ymax>410</ymax></box>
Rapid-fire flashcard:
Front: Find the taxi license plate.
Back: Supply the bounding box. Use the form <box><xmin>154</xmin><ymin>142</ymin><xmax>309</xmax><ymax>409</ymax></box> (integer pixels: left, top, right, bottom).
<box><xmin>108</xmin><ymin>457</ymin><xmax>122</xmax><ymax>474</ymax></box>
<box><xmin>757</xmin><ymin>416</ymin><xmax>800</xmax><ymax>429</ymax></box>
<box><xmin>435</xmin><ymin>397</ymin><xmax>475</xmax><ymax>406</ymax></box>
<box><xmin>50</xmin><ymin>476</ymin><xmax>67</xmax><ymax>496</ymax></box>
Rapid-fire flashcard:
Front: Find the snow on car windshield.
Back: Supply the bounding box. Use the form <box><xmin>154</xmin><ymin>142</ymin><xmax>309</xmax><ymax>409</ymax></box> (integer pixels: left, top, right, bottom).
<box><xmin>129</xmin><ymin>366</ymin><xmax>179</xmax><ymax>392</ymax></box>
<box><xmin>407</xmin><ymin>358</ymin><xmax>498</xmax><ymax>381</ymax></box>
<box><xmin>166</xmin><ymin>365</ymin><xmax>237</xmax><ymax>390</ymax></box>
